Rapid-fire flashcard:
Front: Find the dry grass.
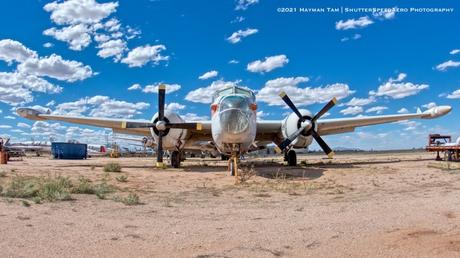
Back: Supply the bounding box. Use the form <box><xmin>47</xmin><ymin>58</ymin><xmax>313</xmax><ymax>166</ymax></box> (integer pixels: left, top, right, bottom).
<box><xmin>115</xmin><ymin>175</ymin><xmax>128</xmax><ymax>182</ymax></box>
<box><xmin>113</xmin><ymin>193</ymin><xmax>141</xmax><ymax>206</ymax></box>
<box><xmin>1</xmin><ymin>176</ymin><xmax>72</xmax><ymax>202</ymax></box>
<box><xmin>103</xmin><ymin>162</ymin><xmax>122</xmax><ymax>173</ymax></box>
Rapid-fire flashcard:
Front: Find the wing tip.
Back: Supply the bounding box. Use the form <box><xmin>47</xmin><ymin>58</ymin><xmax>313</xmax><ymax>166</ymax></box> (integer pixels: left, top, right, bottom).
<box><xmin>279</xmin><ymin>91</ymin><xmax>287</xmax><ymax>98</ymax></box>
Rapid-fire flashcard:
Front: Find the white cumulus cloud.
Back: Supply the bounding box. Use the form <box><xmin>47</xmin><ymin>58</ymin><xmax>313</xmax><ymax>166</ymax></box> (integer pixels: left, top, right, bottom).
<box><xmin>235</xmin><ymin>0</ymin><xmax>259</xmax><ymax>10</ymax></box>
<box><xmin>43</xmin><ymin>0</ymin><xmax>118</xmax><ymax>25</ymax></box>
<box><xmin>165</xmin><ymin>102</ymin><xmax>186</xmax><ymax>112</ymax></box>
<box><xmin>345</xmin><ymin>96</ymin><xmax>375</xmax><ymax>106</ymax></box>
<box><xmin>185</xmin><ymin>80</ymin><xmax>243</xmax><ymax>104</ymax></box>
<box><xmin>446</xmin><ymin>89</ymin><xmax>460</xmax><ymax>99</ymax></box>
<box><xmin>436</xmin><ymin>60</ymin><xmax>460</xmax><ymax>71</ymax></box>
<box><xmin>247</xmin><ymin>54</ymin><xmax>289</xmax><ymax>73</ymax></box>
<box><xmin>43</xmin><ymin>24</ymin><xmax>92</xmax><ymax>51</ymax></box>
<box><xmin>142</xmin><ymin>83</ymin><xmax>181</xmax><ymax>94</ymax></box>
<box><xmin>256</xmin><ymin>76</ymin><xmax>354</xmax><ymax>106</ymax></box>
<box><xmin>365</xmin><ymin>106</ymin><xmax>388</xmax><ymax>114</ymax></box>
<box><xmin>17</xmin><ymin>54</ymin><xmax>94</xmax><ymax>82</ymax></box>
<box><xmin>127</xmin><ymin>83</ymin><xmax>141</xmax><ymax>91</ymax></box>
<box><xmin>121</xmin><ymin>44</ymin><xmax>169</xmax><ymax>67</ymax></box>
<box><xmin>96</xmin><ymin>39</ymin><xmax>127</xmax><ymax>60</ymax></box>
<box><xmin>397</xmin><ymin>108</ymin><xmax>409</xmax><ymax>114</ymax></box>
<box><xmin>227</xmin><ymin>28</ymin><xmax>258</xmax><ymax>44</ymax></box>
<box><xmin>198</xmin><ymin>70</ymin><xmax>218</xmax><ymax>80</ymax></box>
<box><xmin>0</xmin><ymin>39</ymin><xmax>38</xmax><ymax>64</ymax></box>
<box><xmin>340</xmin><ymin>106</ymin><xmax>363</xmax><ymax>115</ymax></box>
<box><xmin>370</xmin><ymin>73</ymin><xmax>428</xmax><ymax>99</ymax></box>
<box><xmin>335</xmin><ymin>16</ymin><xmax>374</xmax><ymax>30</ymax></box>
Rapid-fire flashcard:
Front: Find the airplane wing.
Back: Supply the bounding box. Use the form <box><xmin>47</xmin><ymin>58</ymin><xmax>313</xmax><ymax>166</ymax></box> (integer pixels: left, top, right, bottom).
<box><xmin>17</xmin><ymin>108</ymin><xmax>151</xmax><ymax>136</ymax></box>
<box><xmin>16</xmin><ymin>107</ymin><xmax>211</xmax><ymax>137</ymax></box>
<box><xmin>317</xmin><ymin>106</ymin><xmax>451</xmax><ymax>135</ymax></box>
<box><xmin>17</xmin><ymin>105</ymin><xmax>451</xmax><ymax>152</ymax></box>
<box><xmin>254</xmin><ymin>106</ymin><xmax>451</xmax><ymax>142</ymax></box>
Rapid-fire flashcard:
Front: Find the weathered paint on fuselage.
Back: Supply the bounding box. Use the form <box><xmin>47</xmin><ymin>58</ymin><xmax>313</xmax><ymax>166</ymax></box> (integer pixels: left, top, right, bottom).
<box><xmin>210</xmin><ymin>87</ymin><xmax>257</xmax><ymax>154</ymax></box>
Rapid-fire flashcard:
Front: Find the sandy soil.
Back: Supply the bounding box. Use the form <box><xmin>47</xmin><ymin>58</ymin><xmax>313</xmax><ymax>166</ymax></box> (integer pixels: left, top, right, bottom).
<box><xmin>1</xmin><ymin>151</ymin><xmax>460</xmax><ymax>258</ymax></box>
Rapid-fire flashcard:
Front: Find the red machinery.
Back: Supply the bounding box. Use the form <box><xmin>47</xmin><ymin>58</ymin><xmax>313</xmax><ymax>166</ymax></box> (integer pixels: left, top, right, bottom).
<box><xmin>426</xmin><ymin>134</ymin><xmax>459</xmax><ymax>161</ymax></box>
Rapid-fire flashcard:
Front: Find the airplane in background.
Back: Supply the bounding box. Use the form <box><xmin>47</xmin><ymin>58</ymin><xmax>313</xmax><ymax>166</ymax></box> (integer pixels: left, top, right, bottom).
<box><xmin>0</xmin><ymin>137</ymin><xmax>52</xmax><ymax>156</ymax></box>
<box><xmin>17</xmin><ymin>84</ymin><xmax>452</xmax><ymax>176</ymax></box>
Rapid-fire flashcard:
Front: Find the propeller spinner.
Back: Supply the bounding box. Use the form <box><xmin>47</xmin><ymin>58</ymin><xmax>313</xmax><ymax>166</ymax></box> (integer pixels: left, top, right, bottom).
<box><xmin>122</xmin><ymin>84</ymin><xmax>202</xmax><ymax>167</ymax></box>
<box><xmin>277</xmin><ymin>91</ymin><xmax>336</xmax><ymax>158</ymax></box>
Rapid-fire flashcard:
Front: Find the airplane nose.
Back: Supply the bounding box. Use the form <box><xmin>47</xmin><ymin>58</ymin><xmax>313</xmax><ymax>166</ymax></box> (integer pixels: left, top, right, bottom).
<box><xmin>219</xmin><ymin>109</ymin><xmax>249</xmax><ymax>135</ymax></box>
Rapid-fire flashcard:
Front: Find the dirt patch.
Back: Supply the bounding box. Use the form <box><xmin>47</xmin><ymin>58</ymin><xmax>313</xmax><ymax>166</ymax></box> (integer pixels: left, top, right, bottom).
<box><xmin>1</xmin><ymin>151</ymin><xmax>460</xmax><ymax>257</ymax></box>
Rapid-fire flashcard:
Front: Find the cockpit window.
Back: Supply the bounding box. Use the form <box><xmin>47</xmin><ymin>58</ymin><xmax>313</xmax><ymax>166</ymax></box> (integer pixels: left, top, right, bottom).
<box><xmin>212</xmin><ymin>86</ymin><xmax>255</xmax><ymax>103</ymax></box>
<box><xmin>220</xmin><ymin>95</ymin><xmax>250</xmax><ymax>111</ymax></box>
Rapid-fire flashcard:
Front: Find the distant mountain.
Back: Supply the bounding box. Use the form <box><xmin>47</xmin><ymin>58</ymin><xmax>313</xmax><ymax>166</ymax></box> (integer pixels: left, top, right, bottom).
<box><xmin>334</xmin><ymin>146</ymin><xmax>363</xmax><ymax>152</ymax></box>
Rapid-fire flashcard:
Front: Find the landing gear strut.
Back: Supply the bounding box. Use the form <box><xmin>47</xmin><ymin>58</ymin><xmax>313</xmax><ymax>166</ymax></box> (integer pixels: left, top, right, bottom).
<box><xmin>286</xmin><ymin>149</ymin><xmax>297</xmax><ymax>166</ymax></box>
<box><xmin>171</xmin><ymin>151</ymin><xmax>181</xmax><ymax>168</ymax></box>
<box><xmin>227</xmin><ymin>153</ymin><xmax>239</xmax><ymax>176</ymax></box>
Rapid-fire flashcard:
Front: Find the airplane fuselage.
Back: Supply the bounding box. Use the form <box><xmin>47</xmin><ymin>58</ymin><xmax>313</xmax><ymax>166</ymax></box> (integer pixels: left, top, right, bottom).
<box><xmin>211</xmin><ymin>93</ymin><xmax>257</xmax><ymax>154</ymax></box>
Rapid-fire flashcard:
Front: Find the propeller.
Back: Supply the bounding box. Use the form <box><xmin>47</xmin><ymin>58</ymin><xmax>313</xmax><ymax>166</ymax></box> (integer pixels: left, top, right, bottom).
<box><xmin>277</xmin><ymin>91</ymin><xmax>336</xmax><ymax>158</ymax></box>
<box><xmin>121</xmin><ymin>84</ymin><xmax>202</xmax><ymax>166</ymax></box>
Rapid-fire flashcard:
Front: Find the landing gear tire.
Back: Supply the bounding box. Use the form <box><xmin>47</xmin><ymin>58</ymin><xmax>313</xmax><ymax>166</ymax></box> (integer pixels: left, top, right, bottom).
<box><xmin>287</xmin><ymin>150</ymin><xmax>297</xmax><ymax>166</ymax></box>
<box><xmin>171</xmin><ymin>151</ymin><xmax>181</xmax><ymax>168</ymax></box>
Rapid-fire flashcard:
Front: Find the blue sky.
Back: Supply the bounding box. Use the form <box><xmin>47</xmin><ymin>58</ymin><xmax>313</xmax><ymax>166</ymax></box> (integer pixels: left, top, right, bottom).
<box><xmin>0</xmin><ymin>0</ymin><xmax>459</xmax><ymax>150</ymax></box>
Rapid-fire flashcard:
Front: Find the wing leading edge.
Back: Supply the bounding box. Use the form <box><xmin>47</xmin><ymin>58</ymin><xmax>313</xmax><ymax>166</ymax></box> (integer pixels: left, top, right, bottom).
<box><xmin>16</xmin><ymin>108</ymin><xmax>211</xmax><ymax>137</ymax></box>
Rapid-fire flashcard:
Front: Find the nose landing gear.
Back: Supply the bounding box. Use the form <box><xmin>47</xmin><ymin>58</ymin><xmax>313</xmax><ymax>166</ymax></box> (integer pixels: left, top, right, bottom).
<box><xmin>227</xmin><ymin>152</ymin><xmax>239</xmax><ymax>177</ymax></box>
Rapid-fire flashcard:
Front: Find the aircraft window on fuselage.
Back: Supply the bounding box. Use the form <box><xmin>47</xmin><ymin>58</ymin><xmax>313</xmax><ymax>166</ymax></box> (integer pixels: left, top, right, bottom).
<box><xmin>220</xmin><ymin>95</ymin><xmax>250</xmax><ymax>111</ymax></box>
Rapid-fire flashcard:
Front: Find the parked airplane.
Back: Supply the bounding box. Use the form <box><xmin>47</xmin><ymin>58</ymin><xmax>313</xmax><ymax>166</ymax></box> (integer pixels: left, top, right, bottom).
<box><xmin>0</xmin><ymin>137</ymin><xmax>52</xmax><ymax>156</ymax></box>
<box><xmin>17</xmin><ymin>85</ymin><xmax>452</xmax><ymax>175</ymax></box>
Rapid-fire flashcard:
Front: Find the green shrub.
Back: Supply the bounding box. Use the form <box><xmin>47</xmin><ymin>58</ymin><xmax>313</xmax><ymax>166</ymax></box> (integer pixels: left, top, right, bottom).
<box><xmin>72</xmin><ymin>177</ymin><xmax>94</xmax><ymax>194</ymax></box>
<box><xmin>38</xmin><ymin>176</ymin><xmax>72</xmax><ymax>202</ymax></box>
<box><xmin>94</xmin><ymin>181</ymin><xmax>115</xmax><ymax>199</ymax></box>
<box><xmin>22</xmin><ymin>200</ymin><xmax>30</xmax><ymax>207</ymax></box>
<box><xmin>115</xmin><ymin>175</ymin><xmax>128</xmax><ymax>182</ymax></box>
<box><xmin>3</xmin><ymin>176</ymin><xmax>40</xmax><ymax>198</ymax></box>
<box><xmin>114</xmin><ymin>193</ymin><xmax>141</xmax><ymax>206</ymax></box>
<box><xmin>103</xmin><ymin>163</ymin><xmax>122</xmax><ymax>173</ymax></box>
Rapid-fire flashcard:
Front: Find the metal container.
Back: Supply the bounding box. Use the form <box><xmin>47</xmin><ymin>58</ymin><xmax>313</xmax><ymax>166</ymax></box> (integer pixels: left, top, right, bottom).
<box><xmin>51</xmin><ymin>142</ymin><xmax>87</xmax><ymax>159</ymax></box>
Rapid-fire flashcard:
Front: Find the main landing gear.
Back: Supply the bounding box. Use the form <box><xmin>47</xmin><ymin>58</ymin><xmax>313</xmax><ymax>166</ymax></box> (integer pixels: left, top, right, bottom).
<box><xmin>284</xmin><ymin>149</ymin><xmax>297</xmax><ymax>166</ymax></box>
<box><xmin>170</xmin><ymin>151</ymin><xmax>181</xmax><ymax>168</ymax></box>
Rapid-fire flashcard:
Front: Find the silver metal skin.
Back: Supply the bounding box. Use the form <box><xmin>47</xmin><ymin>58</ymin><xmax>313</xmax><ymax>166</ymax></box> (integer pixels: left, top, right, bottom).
<box><xmin>15</xmin><ymin>85</ymin><xmax>452</xmax><ymax>161</ymax></box>
<box><xmin>211</xmin><ymin>94</ymin><xmax>257</xmax><ymax>154</ymax></box>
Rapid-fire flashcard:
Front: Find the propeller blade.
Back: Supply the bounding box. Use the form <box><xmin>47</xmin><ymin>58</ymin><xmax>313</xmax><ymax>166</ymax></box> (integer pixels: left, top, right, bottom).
<box><xmin>277</xmin><ymin>126</ymin><xmax>306</xmax><ymax>151</ymax></box>
<box><xmin>279</xmin><ymin>91</ymin><xmax>303</xmax><ymax>119</ymax></box>
<box><xmin>312</xmin><ymin>97</ymin><xmax>337</xmax><ymax>122</ymax></box>
<box><xmin>158</xmin><ymin>84</ymin><xmax>166</xmax><ymax>121</ymax></box>
<box><xmin>311</xmin><ymin>130</ymin><xmax>334</xmax><ymax>158</ymax></box>
<box><xmin>122</xmin><ymin>122</ymin><xmax>154</xmax><ymax>129</ymax></box>
<box><xmin>157</xmin><ymin>131</ymin><xmax>164</xmax><ymax>166</ymax></box>
<box><xmin>166</xmin><ymin>122</ymin><xmax>203</xmax><ymax>130</ymax></box>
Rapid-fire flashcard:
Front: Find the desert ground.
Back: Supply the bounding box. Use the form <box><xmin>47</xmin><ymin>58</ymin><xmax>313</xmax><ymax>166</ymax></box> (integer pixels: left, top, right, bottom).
<box><xmin>1</xmin><ymin>151</ymin><xmax>460</xmax><ymax>257</ymax></box>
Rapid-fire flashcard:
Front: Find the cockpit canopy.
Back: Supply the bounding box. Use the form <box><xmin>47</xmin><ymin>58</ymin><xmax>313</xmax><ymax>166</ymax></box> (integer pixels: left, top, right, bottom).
<box><xmin>219</xmin><ymin>95</ymin><xmax>251</xmax><ymax>112</ymax></box>
<box><xmin>212</xmin><ymin>86</ymin><xmax>255</xmax><ymax>103</ymax></box>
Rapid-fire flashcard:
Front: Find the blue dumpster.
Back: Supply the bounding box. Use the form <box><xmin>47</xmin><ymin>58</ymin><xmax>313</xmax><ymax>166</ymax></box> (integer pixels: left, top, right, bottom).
<box><xmin>51</xmin><ymin>142</ymin><xmax>87</xmax><ymax>159</ymax></box>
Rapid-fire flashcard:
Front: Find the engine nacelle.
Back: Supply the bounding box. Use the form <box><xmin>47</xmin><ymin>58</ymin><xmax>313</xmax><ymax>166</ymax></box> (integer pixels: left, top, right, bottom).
<box><xmin>141</xmin><ymin>137</ymin><xmax>156</xmax><ymax>148</ymax></box>
<box><xmin>151</xmin><ymin>111</ymin><xmax>187</xmax><ymax>149</ymax></box>
<box><xmin>281</xmin><ymin>109</ymin><xmax>314</xmax><ymax>149</ymax></box>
